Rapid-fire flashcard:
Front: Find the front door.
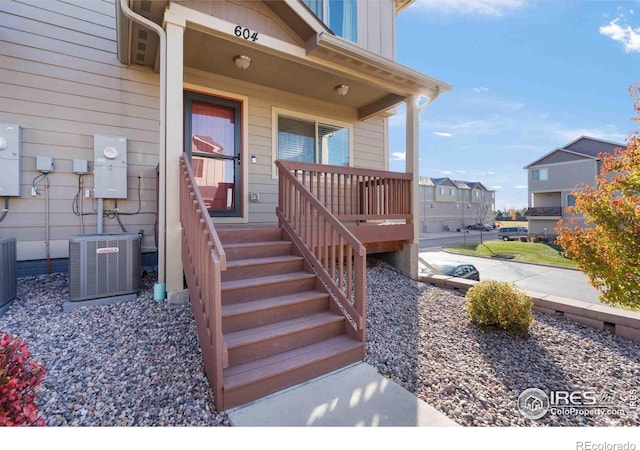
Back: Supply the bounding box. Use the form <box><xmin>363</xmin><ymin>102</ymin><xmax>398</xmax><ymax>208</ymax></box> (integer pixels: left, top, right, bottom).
<box><xmin>184</xmin><ymin>91</ymin><xmax>242</xmax><ymax>217</ymax></box>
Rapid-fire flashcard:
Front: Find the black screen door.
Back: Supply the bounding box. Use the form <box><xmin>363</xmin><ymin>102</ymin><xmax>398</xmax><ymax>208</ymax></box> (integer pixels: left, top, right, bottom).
<box><xmin>184</xmin><ymin>91</ymin><xmax>242</xmax><ymax>217</ymax></box>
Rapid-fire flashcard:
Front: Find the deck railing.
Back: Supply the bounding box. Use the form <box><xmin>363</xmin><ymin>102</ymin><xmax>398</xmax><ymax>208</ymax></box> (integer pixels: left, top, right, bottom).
<box><xmin>179</xmin><ymin>154</ymin><xmax>227</xmax><ymax>410</ymax></box>
<box><xmin>276</xmin><ymin>160</ymin><xmax>367</xmax><ymax>341</ymax></box>
<box><xmin>526</xmin><ymin>206</ymin><xmax>563</xmax><ymax>217</ymax></box>
<box><xmin>277</xmin><ymin>161</ymin><xmax>413</xmax><ymax>223</ymax></box>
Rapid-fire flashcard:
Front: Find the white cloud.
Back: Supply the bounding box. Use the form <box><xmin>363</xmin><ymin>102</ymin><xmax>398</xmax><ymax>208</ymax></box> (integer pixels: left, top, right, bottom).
<box><xmin>488</xmin><ymin>171</ymin><xmax>497</xmax><ymax>175</ymax></box>
<box><xmin>513</xmin><ymin>185</ymin><xmax>528</xmax><ymax>189</ymax></box>
<box><xmin>552</xmin><ymin>125</ymin><xmax>628</xmax><ymax>144</ymax></box>
<box><xmin>473</xmin><ymin>87</ymin><xmax>490</xmax><ymax>93</ymax></box>
<box><xmin>391</xmin><ymin>151</ymin><xmax>406</xmax><ymax>161</ymax></box>
<box><xmin>441</xmin><ymin>170</ymin><xmax>453</xmax><ymax>175</ymax></box>
<box><xmin>599</xmin><ymin>17</ymin><xmax>640</xmax><ymax>52</ymax></box>
<box><xmin>411</xmin><ymin>0</ymin><xmax>526</xmax><ymax>17</ymax></box>
<box><xmin>455</xmin><ymin>170</ymin><xmax>467</xmax><ymax>174</ymax></box>
<box><xmin>433</xmin><ymin>131</ymin><xmax>453</xmax><ymax>137</ymax></box>
<box><xmin>490</xmin><ymin>185</ymin><xmax>503</xmax><ymax>190</ymax></box>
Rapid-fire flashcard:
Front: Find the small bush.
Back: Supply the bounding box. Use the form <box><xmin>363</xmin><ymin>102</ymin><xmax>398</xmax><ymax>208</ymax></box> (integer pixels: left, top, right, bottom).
<box><xmin>0</xmin><ymin>332</ymin><xmax>46</xmax><ymax>426</ymax></box>
<box><xmin>465</xmin><ymin>280</ymin><xmax>533</xmax><ymax>339</ymax></box>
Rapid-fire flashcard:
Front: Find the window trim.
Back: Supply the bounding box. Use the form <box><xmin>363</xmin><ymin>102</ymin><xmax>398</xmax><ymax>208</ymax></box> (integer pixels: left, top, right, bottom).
<box><xmin>531</xmin><ymin>168</ymin><xmax>549</xmax><ymax>181</ymax></box>
<box><xmin>271</xmin><ymin>107</ymin><xmax>354</xmax><ymax>179</ymax></box>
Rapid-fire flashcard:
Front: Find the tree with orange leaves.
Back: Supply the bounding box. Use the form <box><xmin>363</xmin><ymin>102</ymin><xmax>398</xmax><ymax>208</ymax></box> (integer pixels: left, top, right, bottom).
<box><xmin>555</xmin><ymin>83</ymin><xmax>640</xmax><ymax>309</ymax></box>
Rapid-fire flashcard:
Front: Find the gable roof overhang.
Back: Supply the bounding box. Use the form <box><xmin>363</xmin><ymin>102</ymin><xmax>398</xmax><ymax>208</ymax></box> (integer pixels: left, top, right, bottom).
<box><xmin>523</xmin><ymin>136</ymin><xmax>626</xmax><ymax>169</ymax></box>
<box><xmin>395</xmin><ymin>0</ymin><xmax>416</xmax><ymax>14</ymax></box>
<box><xmin>117</xmin><ymin>0</ymin><xmax>451</xmax><ymax>121</ymax></box>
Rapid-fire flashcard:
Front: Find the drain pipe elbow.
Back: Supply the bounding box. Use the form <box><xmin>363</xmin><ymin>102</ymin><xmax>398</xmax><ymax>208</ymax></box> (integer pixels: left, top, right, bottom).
<box><xmin>418</xmin><ymin>85</ymin><xmax>442</xmax><ymax>112</ymax></box>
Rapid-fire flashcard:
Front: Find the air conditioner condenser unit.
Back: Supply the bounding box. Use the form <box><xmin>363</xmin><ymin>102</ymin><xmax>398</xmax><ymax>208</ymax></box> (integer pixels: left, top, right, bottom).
<box><xmin>67</xmin><ymin>233</ymin><xmax>141</xmax><ymax>308</ymax></box>
<box><xmin>0</xmin><ymin>236</ymin><xmax>17</xmax><ymax>317</ymax></box>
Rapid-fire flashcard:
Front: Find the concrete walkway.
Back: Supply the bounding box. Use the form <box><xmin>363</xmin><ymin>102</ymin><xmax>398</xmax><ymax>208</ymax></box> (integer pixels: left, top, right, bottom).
<box><xmin>227</xmin><ymin>362</ymin><xmax>458</xmax><ymax>427</ymax></box>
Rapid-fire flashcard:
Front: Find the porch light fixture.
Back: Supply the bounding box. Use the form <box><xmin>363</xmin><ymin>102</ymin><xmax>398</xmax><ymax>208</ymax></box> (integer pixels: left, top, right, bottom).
<box><xmin>233</xmin><ymin>55</ymin><xmax>251</xmax><ymax>70</ymax></box>
<box><xmin>335</xmin><ymin>84</ymin><xmax>349</xmax><ymax>96</ymax></box>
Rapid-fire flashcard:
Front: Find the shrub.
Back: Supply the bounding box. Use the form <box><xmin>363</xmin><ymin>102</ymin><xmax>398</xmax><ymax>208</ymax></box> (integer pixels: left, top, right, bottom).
<box><xmin>0</xmin><ymin>332</ymin><xmax>46</xmax><ymax>426</ymax></box>
<box><xmin>465</xmin><ymin>280</ymin><xmax>534</xmax><ymax>339</ymax></box>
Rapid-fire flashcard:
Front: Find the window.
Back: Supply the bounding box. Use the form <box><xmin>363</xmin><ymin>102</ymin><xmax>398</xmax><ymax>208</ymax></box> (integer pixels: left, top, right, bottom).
<box><xmin>531</xmin><ymin>168</ymin><xmax>548</xmax><ymax>181</ymax></box>
<box><xmin>276</xmin><ymin>114</ymin><xmax>350</xmax><ymax>167</ymax></box>
<box><xmin>303</xmin><ymin>0</ymin><xmax>357</xmax><ymax>42</ymax></box>
<box><xmin>439</xmin><ymin>187</ymin><xmax>444</xmax><ymax>196</ymax></box>
<box><xmin>449</xmin><ymin>188</ymin><xmax>455</xmax><ymax>196</ymax></box>
<box><xmin>567</xmin><ymin>194</ymin><xmax>576</xmax><ymax>207</ymax></box>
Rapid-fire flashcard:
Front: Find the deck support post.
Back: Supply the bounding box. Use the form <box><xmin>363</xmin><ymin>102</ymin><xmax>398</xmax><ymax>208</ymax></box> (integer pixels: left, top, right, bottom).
<box><xmin>398</xmin><ymin>94</ymin><xmax>420</xmax><ymax>279</ymax></box>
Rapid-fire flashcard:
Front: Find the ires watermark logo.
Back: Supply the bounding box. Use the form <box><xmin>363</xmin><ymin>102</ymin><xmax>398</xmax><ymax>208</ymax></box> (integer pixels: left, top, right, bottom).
<box><xmin>517</xmin><ymin>387</ymin><xmax>637</xmax><ymax>420</ymax></box>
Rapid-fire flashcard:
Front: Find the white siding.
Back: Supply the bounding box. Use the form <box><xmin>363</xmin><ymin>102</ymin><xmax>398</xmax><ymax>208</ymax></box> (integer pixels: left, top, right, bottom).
<box><xmin>357</xmin><ymin>0</ymin><xmax>395</xmax><ymax>59</ymax></box>
<box><xmin>181</xmin><ymin>0</ymin><xmax>304</xmax><ymax>46</ymax></box>
<box><xmin>0</xmin><ymin>0</ymin><xmax>160</xmax><ymax>260</ymax></box>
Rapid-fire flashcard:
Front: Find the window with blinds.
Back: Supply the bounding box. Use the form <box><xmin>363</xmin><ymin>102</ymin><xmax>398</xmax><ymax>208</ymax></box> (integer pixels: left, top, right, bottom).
<box><xmin>277</xmin><ymin>115</ymin><xmax>350</xmax><ymax>166</ymax></box>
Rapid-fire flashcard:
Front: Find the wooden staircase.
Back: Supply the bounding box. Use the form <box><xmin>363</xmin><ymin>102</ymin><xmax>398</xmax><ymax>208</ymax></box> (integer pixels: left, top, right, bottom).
<box><xmin>216</xmin><ymin>226</ymin><xmax>364</xmax><ymax>409</ymax></box>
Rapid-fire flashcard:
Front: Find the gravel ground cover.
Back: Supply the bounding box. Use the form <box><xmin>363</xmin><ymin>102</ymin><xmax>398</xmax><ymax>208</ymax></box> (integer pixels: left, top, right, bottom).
<box><xmin>1</xmin><ymin>260</ymin><xmax>639</xmax><ymax>426</ymax></box>
<box><xmin>0</xmin><ymin>269</ymin><xmax>228</xmax><ymax>426</ymax></box>
<box><xmin>365</xmin><ymin>260</ymin><xmax>640</xmax><ymax>426</ymax></box>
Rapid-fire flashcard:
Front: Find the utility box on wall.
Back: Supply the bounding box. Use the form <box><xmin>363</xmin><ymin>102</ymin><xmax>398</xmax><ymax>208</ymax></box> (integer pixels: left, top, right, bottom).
<box><xmin>94</xmin><ymin>134</ymin><xmax>127</xmax><ymax>199</ymax></box>
<box><xmin>0</xmin><ymin>123</ymin><xmax>21</xmax><ymax>197</ymax></box>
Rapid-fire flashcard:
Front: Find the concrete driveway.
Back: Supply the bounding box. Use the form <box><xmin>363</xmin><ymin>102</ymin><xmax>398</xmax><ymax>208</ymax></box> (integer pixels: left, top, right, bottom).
<box><xmin>419</xmin><ymin>249</ymin><xmax>602</xmax><ymax>305</ymax></box>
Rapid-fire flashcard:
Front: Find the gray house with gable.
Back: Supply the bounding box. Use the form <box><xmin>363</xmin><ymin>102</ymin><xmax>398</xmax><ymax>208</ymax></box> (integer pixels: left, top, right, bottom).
<box><xmin>524</xmin><ymin>136</ymin><xmax>625</xmax><ymax>237</ymax></box>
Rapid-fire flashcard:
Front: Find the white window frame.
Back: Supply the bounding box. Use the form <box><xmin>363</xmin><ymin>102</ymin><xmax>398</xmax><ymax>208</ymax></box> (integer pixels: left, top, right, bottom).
<box><xmin>272</xmin><ymin>107</ymin><xmax>354</xmax><ymax>179</ymax></box>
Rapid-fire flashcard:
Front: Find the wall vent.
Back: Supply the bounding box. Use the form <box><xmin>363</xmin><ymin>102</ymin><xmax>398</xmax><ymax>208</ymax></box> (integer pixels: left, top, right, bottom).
<box><xmin>0</xmin><ymin>236</ymin><xmax>17</xmax><ymax>311</ymax></box>
<box><xmin>68</xmin><ymin>233</ymin><xmax>141</xmax><ymax>302</ymax></box>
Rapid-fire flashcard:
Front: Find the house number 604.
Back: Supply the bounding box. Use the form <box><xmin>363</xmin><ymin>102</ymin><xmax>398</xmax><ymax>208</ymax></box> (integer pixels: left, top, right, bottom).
<box><xmin>234</xmin><ymin>25</ymin><xmax>259</xmax><ymax>42</ymax></box>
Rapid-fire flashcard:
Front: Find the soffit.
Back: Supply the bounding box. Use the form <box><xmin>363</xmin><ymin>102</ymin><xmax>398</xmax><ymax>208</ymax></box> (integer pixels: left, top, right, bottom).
<box><xmin>183</xmin><ymin>28</ymin><xmax>392</xmax><ymax>113</ymax></box>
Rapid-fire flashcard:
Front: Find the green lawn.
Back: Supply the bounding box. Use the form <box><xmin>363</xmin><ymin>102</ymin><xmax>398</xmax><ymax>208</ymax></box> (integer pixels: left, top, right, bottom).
<box><xmin>443</xmin><ymin>241</ymin><xmax>577</xmax><ymax>269</ymax></box>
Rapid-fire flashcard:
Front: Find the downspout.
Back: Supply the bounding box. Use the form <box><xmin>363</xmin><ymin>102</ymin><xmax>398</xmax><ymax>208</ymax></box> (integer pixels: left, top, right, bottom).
<box><xmin>419</xmin><ymin>85</ymin><xmax>441</xmax><ymax>113</ymax></box>
<box><xmin>119</xmin><ymin>0</ymin><xmax>167</xmax><ymax>300</ymax></box>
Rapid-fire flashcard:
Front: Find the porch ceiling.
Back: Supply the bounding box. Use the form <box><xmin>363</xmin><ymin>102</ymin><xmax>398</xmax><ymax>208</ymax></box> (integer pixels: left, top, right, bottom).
<box><xmin>183</xmin><ymin>28</ymin><xmax>404</xmax><ymax>118</ymax></box>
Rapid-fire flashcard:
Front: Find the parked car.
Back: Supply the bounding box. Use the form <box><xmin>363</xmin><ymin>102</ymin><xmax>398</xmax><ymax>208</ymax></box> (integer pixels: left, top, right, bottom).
<box><xmin>466</xmin><ymin>223</ymin><xmax>493</xmax><ymax>231</ymax></box>
<box><xmin>430</xmin><ymin>263</ymin><xmax>480</xmax><ymax>281</ymax></box>
<box><xmin>497</xmin><ymin>226</ymin><xmax>528</xmax><ymax>241</ymax></box>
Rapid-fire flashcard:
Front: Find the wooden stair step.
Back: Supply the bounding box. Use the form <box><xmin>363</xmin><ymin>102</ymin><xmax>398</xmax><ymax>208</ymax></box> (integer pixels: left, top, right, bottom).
<box><xmin>225</xmin><ymin>312</ymin><xmax>345</xmax><ymax>366</ymax></box>
<box><xmin>222</xmin><ymin>241</ymin><xmax>293</xmax><ymax>260</ymax></box>
<box><xmin>222</xmin><ymin>335</ymin><xmax>363</xmax><ymax>409</ymax></box>
<box><xmin>222</xmin><ymin>290</ymin><xmax>330</xmax><ymax>333</ymax></box>
<box><xmin>217</xmin><ymin>227</ymin><xmax>282</xmax><ymax>244</ymax></box>
<box><xmin>221</xmin><ymin>272</ymin><xmax>317</xmax><ymax>304</ymax></box>
<box><xmin>222</xmin><ymin>255</ymin><xmax>304</xmax><ymax>282</ymax></box>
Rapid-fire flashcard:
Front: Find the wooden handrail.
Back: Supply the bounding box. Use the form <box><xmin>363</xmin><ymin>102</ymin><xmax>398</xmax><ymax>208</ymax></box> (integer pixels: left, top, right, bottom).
<box><xmin>277</xmin><ymin>160</ymin><xmax>412</xmax><ymax>221</ymax></box>
<box><xmin>276</xmin><ymin>160</ymin><xmax>366</xmax><ymax>341</ymax></box>
<box><xmin>179</xmin><ymin>154</ymin><xmax>227</xmax><ymax>411</ymax></box>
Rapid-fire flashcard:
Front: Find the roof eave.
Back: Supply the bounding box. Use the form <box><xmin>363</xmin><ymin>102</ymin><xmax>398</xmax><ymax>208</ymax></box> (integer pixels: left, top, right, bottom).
<box><xmin>307</xmin><ymin>32</ymin><xmax>452</xmax><ymax>100</ymax></box>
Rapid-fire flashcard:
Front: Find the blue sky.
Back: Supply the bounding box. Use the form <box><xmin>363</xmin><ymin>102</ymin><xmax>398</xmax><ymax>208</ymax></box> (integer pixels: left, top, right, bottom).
<box><xmin>387</xmin><ymin>0</ymin><xmax>639</xmax><ymax>210</ymax></box>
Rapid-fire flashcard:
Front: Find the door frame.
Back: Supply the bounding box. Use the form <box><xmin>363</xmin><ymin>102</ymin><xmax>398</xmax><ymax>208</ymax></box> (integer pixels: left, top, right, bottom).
<box><xmin>183</xmin><ymin>84</ymin><xmax>249</xmax><ymax>223</ymax></box>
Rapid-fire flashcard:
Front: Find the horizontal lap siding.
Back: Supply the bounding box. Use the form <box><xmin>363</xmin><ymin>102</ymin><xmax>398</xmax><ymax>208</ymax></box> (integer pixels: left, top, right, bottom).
<box><xmin>0</xmin><ymin>0</ymin><xmax>160</xmax><ymax>259</ymax></box>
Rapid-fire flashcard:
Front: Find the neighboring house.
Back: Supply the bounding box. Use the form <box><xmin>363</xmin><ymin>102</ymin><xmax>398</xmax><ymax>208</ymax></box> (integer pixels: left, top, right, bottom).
<box><xmin>0</xmin><ymin>1</ymin><xmax>451</xmax><ymax>410</ymax></box>
<box><xmin>418</xmin><ymin>177</ymin><xmax>495</xmax><ymax>232</ymax></box>
<box><xmin>524</xmin><ymin>136</ymin><xmax>625</xmax><ymax>238</ymax></box>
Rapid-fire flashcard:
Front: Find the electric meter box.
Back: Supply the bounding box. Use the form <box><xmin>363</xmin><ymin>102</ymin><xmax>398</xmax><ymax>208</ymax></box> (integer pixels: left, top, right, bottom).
<box><xmin>94</xmin><ymin>134</ymin><xmax>127</xmax><ymax>199</ymax></box>
<box><xmin>0</xmin><ymin>123</ymin><xmax>21</xmax><ymax>197</ymax></box>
